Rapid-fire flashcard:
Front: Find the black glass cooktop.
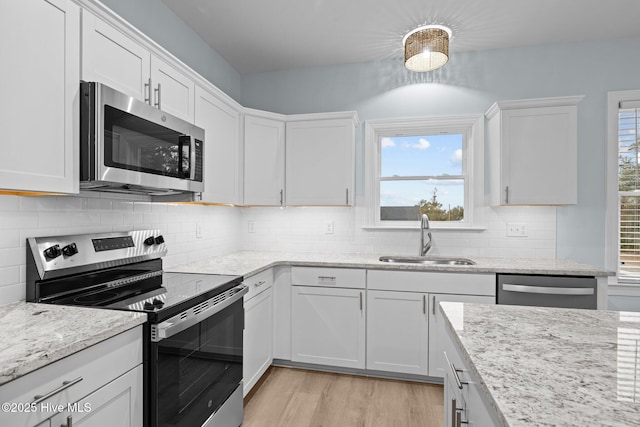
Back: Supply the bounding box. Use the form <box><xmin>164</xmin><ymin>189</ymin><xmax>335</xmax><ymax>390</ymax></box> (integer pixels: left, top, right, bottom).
<box><xmin>51</xmin><ymin>272</ymin><xmax>242</xmax><ymax>322</ymax></box>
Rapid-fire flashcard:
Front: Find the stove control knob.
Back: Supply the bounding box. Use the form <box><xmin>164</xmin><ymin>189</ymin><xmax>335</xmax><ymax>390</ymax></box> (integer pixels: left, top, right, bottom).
<box><xmin>43</xmin><ymin>245</ymin><xmax>62</xmax><ymax>260</ymax></box>
<box><xmin>62</xmin><ymin>243</ymin><xmax>78</xmax><ymax>257</ymax></box>
<box><xmin>154</xmin><ymin>235</ymin><xmax>165</xmax><ymax>245</ymax></box>
<box><xmin>144</xmin><ymin>236</ymin><xmax>156</xmax><ymax>246</ymax></box>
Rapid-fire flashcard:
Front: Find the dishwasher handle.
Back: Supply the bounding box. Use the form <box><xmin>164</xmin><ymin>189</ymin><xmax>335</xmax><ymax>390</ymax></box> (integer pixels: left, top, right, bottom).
<box><xmin>502</xmin><ymin>283</ymin><xmax>594</xmax><ymax>296</ymax></box>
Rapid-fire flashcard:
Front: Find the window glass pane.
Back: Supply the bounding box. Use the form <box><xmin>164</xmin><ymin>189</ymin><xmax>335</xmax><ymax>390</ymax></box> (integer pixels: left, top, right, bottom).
<box><xmin>619</xmin><ymin>107</ymin><xmax>640</xmax><ymax>282</ymax></box>
<box><xmin>380</xmin><ymin>180</ymin><xmax>464</xmax><ymax>221</ymax></box>
<box><xmin>620</xmin><ymin>195</ymin><xmax>640</xmax><ymax>280</ymax></box>
<box><xmin>619</xmin><ymin>109</ymin><xmax>640</xmax><ymax>191</ymax></box>
<box><xmin>380</xmin><ymin>134</ymin><xmax>463</xmax><ymax>177</ymax></box>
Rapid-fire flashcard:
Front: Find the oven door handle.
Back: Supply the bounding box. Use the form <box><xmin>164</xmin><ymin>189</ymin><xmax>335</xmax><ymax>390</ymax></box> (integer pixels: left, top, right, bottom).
<box><xmin>152</xmin><ymin>284</ymin><xmax>248</xmax><ymax>341</ymax></box>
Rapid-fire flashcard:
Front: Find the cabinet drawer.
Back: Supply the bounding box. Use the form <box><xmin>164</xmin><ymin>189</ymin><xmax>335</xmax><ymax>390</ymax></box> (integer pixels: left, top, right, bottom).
<box><xmin>0</xmin><ymin>326</ymin><xmax>142</xmax><ymax>427</ymax></box>
<box><xmin>244</xmin><ymin>269</ymin><xmax>273</xmax><ymax>301</ymax></box>
<box><xmin>291</xmin><ymin>266</ymin><xmax>366</xmax><ymax>289</ymax></box>
<box><xmin>367</xmin><ymin>270</ymin><xmax>495</xmax><ymax>295</ymax></box>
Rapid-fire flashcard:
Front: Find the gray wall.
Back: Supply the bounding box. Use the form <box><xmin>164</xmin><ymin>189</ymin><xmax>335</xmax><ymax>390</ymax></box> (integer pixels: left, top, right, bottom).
<box><xmin>240</xmin><ymin>40</ymin><xmax>640</xmax><ymax>268</ymax></box>
<box><xmin>100</xmin><ymin>0</ymin><xmax>242</xmax><ymax>101</ymax></box>
<box><xmin>92</xmin><ymin>0</ymin><xmax>640</xmax><ymax>268</ymax></box>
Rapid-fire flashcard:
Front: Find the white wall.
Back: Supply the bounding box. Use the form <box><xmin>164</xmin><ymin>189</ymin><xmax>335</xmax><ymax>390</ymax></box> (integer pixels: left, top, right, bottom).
<box><xmin>0</xmin><ymin>194</ymin><xmax>241</xmax><ymax>305</ymax></box>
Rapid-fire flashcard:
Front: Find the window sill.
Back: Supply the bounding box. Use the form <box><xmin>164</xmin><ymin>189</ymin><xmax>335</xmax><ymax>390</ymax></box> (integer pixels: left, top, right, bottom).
<box><xmin>361</xmin><ymin>225</ymin><xmax>487</xmax><ymax>232</ymax></box>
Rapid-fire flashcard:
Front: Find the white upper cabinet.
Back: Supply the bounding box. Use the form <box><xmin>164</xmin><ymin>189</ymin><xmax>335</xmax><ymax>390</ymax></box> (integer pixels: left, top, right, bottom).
<box><xmin>486</xmin><ymin>96</ymin><xmax>583</xmax><ymax>205</ymax></box>
<box><xmin>0</xmin><ymin>0</ymin><xmax>79</xmax><ymax>194</ymax></box>
<box><xmin>82</xmin><ymin>10</ymin><xmax>195</xmax><ymax>122</ymax></box>
<box><xmin>195</xmin><ymin>85</ymin><xmax>243</xmax><ymax>204</ymax></box>
<box><xmin>286</xmin><ymin>114</ymin><xmax>357</xmax><ymax>206</ymax></box>
<box><xmin>243</xmin><ymin>112</ymin><xmax>286</xmax><ymax>206</ymax></box>
<box><xmin>150</xmin><ymin>56</ymin><xmax>195</xmax><ymax>122</ymax></box>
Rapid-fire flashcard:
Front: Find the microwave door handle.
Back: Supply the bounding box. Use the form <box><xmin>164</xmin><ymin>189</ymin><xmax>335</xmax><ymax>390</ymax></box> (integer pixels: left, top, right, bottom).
<box><xmin>189</xmin><ymin>136</ymin><xmax>196</xmax><ymax>180</ymax></box>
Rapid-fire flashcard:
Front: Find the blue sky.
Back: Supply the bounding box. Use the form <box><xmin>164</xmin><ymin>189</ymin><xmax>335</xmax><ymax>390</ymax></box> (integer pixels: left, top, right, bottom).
<box><xmin>380</xmin><ymin>134</ymin><xmax>464</xmax><ymax>209</ymax></box>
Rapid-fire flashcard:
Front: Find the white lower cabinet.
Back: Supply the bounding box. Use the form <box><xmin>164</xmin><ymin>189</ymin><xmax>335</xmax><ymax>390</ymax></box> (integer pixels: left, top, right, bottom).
<box><xmin>366</xmin><ymin>290</ymin><xmax>428</xmax><ymax>375</ymax></box>
<box><xmin>291</xmin><ymin>285</ymin><xmax>366</xmax><ymax>369</ymax></box>
<box><xmin>443</xmin><ymin>315</ymin><xmax>500</xmax><ymax>427</ymax></box>
<box><xmin>428</xmin><ymin>294</ymin><xmax>495</xmax><ymax>378</ymax></box>
<box><xmin>0</xmin><ymin>326</ymin><xmax>143</xmax><ymax>427</ymax></box>
<box><xmin>243</xmin><ymin>269</ymin><xmax>274</xmax><ymax>396</ymax></box>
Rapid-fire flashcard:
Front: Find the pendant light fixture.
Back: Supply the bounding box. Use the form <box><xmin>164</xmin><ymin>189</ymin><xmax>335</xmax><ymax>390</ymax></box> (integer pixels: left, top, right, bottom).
<box><xmin>403</xmin><ymin>25</ymin><xmax>452</xmax><ymax>72</ymax></box>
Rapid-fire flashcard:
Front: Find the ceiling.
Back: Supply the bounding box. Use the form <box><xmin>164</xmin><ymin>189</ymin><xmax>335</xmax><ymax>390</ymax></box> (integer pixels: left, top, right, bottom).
<box><xmin>161</xmin><ymin>0</ymin><xmax>640</xmax><ymax>74</ymax></box>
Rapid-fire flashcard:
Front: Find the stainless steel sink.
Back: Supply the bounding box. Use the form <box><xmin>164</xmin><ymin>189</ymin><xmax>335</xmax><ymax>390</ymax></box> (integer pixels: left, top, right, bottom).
<box><xmin>378</xmin><ymin>256</ymin><xmax>476</xmax><ymax>266</ymax></box>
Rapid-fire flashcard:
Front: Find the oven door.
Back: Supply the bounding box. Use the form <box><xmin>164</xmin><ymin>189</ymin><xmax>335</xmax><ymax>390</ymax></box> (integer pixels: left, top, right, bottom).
<box><xmin>150</xmin><ymin>285</ymin><xmax>247</xmax><ymax>427</ymax></box>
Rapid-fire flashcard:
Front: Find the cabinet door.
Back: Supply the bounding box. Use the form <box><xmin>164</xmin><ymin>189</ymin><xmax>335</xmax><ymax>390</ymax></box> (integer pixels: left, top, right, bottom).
<box><xmin>244</xmin><ymin>115</ymin><xmax>285</xmax><ymax>206</ymax></box>
<box><xmin>0</xmin><ymin>0</ymin><xmax>79</xmax><ymax>194</ymax></box>
<box><xmin>81</xmin><ymin>10</ymin><xmax>150</xmax><ymax>101</ymax></box>
<box><xmin>291</xmin><ymin>286</ymin><xmax>365</xmax><ymax>369</ymax></box>
<box><xmin>150</xmin><ymin>56</ymin><xmax>195</xmax><ymax>122</ymax></box>
<box><xmin>501</xmin><ymin>106</ymin><xmax>577</xmax><ymax>205</ymax></box>
<box><xmin>428</xmin><ymin>294</ymin><xmax>495</xmax><ymax>378</ymax></box>
<box><xmin>50</xmin><ymin>365</ymin><xmax>143</xmax><ymax>427</ymax></box>
<box><xmin>194</xmin><ymin>86</ymin><xmax>243</xmax><ymax>204</ymax></box>
<box><xmin>243</xmin><ymin>287</ymin><xmax>273</xmax><ymax>396</ymax></box>
<box><xmin>366</xmin><ymin>290</ymin><xmax>428</xmax><ymax>375</ymax></box>
<box><xmin>286</xmin><ymin>119</ymin><xmax>355</xmax><ymax>206</ymax></box>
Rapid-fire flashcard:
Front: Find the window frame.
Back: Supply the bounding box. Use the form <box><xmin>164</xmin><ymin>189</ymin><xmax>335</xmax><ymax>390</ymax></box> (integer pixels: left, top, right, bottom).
<box><xmin>364</xmin><ymin>114</ymin><xmax>484</xmax><ymax>229</ymax></box>
<box><xmin>606</xmin><ymin>90</ymin><xmax>640</xmax><ymax>285</ymax></box>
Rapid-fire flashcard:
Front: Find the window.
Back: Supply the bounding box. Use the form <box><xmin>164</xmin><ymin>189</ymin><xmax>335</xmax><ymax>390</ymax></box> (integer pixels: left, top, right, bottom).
<box><xmin>365</xmin><ymin>115</ymin><xmax>483</xmax><ymax>228</ymax></box>
<box><xmin>618</xmin><ymin>102</ymin><xmax>640</xmax><ymax>282</ymax></box>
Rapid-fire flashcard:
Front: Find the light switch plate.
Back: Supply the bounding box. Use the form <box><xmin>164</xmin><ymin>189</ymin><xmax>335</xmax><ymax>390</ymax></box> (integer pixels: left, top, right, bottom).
<box><xmin>248</xmin><ymin>220</ymin><xmax>256</xmax><ymax>233</ymax></box>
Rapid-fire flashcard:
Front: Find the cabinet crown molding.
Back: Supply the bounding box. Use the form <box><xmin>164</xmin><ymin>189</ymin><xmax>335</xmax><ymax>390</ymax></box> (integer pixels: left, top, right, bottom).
<box><xmin>486</xmin><ymin>95</ymin><xmax>584</xmax><ymax>119</ymax></box>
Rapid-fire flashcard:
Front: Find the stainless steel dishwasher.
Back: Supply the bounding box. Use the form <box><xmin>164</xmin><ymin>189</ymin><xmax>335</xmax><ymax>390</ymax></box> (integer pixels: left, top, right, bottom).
<box><xmin>497</xmin><ymin>274</ymin><xmax>597</xmax><ymax>309</ymax></box>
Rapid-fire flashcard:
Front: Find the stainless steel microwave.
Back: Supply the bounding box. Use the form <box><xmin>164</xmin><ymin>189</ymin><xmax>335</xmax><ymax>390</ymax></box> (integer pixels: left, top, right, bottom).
<box><xmin>80</xmin><ymin>81</ymin><xmax>204</xmax><ymax>196</ymax></box>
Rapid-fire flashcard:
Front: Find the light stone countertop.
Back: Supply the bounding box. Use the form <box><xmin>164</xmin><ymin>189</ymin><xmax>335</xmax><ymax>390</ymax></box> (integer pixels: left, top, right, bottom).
<box><xmin>0</xmin><ymin>302</ymin><xmax>146</xmax><ymax>386</ymax></box>
<box><xmin>169</xmin><ymin>250</ymin><xmax>612</xmax><ymax>278</ymax></box>
<box><xmin>440</xmin><ymin>302</ymin><xmax>640</xmax><ymax>427</ymax></box>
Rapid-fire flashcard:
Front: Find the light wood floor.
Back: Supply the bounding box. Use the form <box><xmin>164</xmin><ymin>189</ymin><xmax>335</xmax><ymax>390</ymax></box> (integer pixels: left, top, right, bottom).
<box><xmin>243</xmin><ymin>367</ymin><xmax>444</xmax><ymax>427</ymax></box>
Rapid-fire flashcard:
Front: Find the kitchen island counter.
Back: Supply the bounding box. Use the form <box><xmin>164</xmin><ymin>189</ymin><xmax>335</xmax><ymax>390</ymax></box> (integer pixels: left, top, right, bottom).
<box><xmin>0</xmin><ymin>302</ymin><xmax>145</xmax><ymax>386</ymax></box>
<box><xmin>440</xmin><ymin>302</ymin><xmax>640</xmax><ymax>426</ymax></box>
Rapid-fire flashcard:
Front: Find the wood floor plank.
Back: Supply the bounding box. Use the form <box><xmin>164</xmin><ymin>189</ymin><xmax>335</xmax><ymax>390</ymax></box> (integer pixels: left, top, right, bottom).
<box><xmin>243</xmin><ymin>367</ymin><xmax>444</xmax><ymax>427</ymax></box>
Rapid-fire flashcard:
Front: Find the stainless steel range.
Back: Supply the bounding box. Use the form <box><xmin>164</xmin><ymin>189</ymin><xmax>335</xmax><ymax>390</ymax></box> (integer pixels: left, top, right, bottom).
<box><xmin>26</xmin><ymin>230</ymin><xmax>247</xmax><ymax>427</ymax></box>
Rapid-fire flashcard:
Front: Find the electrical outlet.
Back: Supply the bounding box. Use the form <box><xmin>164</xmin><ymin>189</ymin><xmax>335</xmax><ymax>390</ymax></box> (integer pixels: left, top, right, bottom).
<box><xmin>195</xmin><ymin>223</ymin><xmax>203</xmax><ymax>238</ymax></box>
<box><xmin>325</xmin><ymin>220</ymin><xmax>334</xmax><ymax>234</ymax></box>
<box><xmin>248</xmin><ymin>220</ymin><xmax>256</xmax><ymax>233</ymax></box>
<box><xmin>506</xmin><ymin>223</ymin><xmax>528</xmax><ymax>237</ymax></box>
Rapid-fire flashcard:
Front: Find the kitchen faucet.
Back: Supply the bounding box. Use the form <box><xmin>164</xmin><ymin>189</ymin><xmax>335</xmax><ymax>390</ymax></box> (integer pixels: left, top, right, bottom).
<box><xmin>420</xmin><ymin>214</ymin><xmax>432</xmax><ymax>256</ymax></box>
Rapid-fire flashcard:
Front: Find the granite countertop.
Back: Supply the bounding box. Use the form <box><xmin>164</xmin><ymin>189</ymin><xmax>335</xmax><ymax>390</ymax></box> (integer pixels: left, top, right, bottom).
<box><xmin>0</xmin><ymin>302</ymin><xmax>146</xmax><ymax>386</ymax></box>
<box><xmin>440</xmin><ymin>302</ymin><xmax>640</xmax><ymax>426</ymax></box>
<box><xmin>169</xmin><ymin>250</ymin><xmax>612</xmax><ymax>278</ymax></box>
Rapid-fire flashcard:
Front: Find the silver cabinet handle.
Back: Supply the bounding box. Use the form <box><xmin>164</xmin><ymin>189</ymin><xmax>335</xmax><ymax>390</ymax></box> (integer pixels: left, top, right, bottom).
<box><xmin>502</xmin><ymin>283</ymin><xmax>594</xmax><ymax>296</ymax></box>
<box><xmin>422</xmin><ymin>295</ymin><xmax>426</xmax><ymax>314</ymax></box>
<box><xmin>444</xmin><ymin>352</ymin><xmax>465</xmax><ymax>390</ymax></box>
<box><xmin>432</xmin><ymin>295</ymin><xmax>436</xmax><ymax>315</ymax></box>
<box><xmin>359</xmin><ymin>292</ymin><xmax>363</xmax><ymax>311</ymax></box>
<box><xmin>144</xmin><ymin>77</ymin><xmax>151</xmax><ymax>104</ymax></box>
<box><xmin>254</xmin><ymin>280</ymin><xmax>266</xmax><ymax>288</ymax></box>
<box><xmin>346</xmin><ymin>188</ymin><xmax>349</xmax><ymax>205</ymax></box>
<box><xmin>318</xmin><ymin>276</ymin><xmax>337</xmax><ymax>282</ymax></box>
<box><xmin>280</xmin><ymin>189</ymin><xmax>284</xmax><ymax>206</ymax></box>
<box><xmin>33</xmin><ymin>377</ymin><xmax>83</xmax><ymax>404</ymax></box>
<box><xmin>62</xmin><ymin>415</ymin><xmax>73</xmax><ymax>427</ymax></box>
<box><xmin>154</xmin><ymin>83</ymin><xmax>161</xmax><ymax>109</ymax></box>
<box><xmin>505</xmin><ymin>185</ymin><xmax>510</xmax><ymax>204</ymax></box>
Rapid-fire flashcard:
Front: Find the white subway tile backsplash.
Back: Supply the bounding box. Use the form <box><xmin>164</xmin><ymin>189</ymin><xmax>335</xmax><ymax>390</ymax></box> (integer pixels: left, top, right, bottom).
<box><xmin>0</xmin><ymin>191</ymin><xmax>557</xmax><ymax>305</ymax></box>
